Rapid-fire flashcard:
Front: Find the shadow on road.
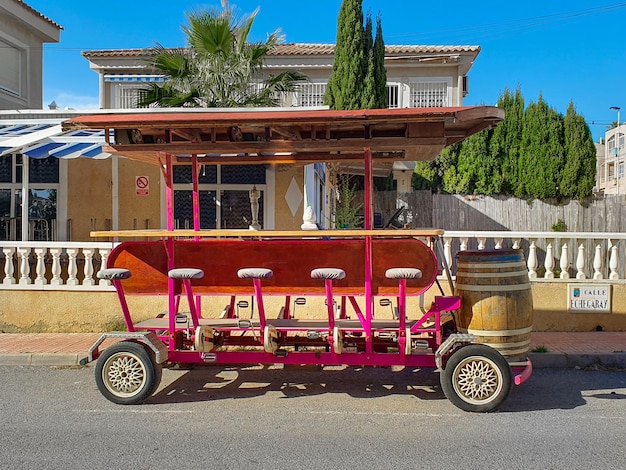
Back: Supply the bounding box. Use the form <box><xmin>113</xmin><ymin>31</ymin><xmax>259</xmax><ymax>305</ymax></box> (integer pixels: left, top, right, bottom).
<box><xmin>150</xmin><ymin>364</ymin><xmax>444</xmax><ymax>404</ymax></box>
<box><xmin>147</xmin><ymin>364</ymin><xmax>626</xmax><ymax>412</ymax></box>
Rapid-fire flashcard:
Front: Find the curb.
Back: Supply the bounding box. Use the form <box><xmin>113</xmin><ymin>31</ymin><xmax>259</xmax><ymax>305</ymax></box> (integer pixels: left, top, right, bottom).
<box><xmin>528</xmin><ymin>352</ymin><xmax>626</xmax><ymax>369</ymax></box>
<box><xmin>0</xmin><ymin>353</ymin><xmax>86</xmax><ymax>367</ymax></box>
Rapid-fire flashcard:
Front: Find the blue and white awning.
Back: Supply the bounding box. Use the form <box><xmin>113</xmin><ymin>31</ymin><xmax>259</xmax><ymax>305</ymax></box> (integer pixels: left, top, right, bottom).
<box><xmin>104</xmin><ymin>74</ymin><xmax>167</xmax><ymax>83</ymax></box>
<box><xmin>0</xmin><ymin>123</ymin><xmax>111</xmax><ymax>160</ymax></box>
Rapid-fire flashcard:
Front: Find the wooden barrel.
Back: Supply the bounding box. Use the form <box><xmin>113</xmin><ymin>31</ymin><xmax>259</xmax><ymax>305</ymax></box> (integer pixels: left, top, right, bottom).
<box><xmin>454</xmin><ymin>250</ymin><xmax>533</xmax><ymax>359</ymax></box>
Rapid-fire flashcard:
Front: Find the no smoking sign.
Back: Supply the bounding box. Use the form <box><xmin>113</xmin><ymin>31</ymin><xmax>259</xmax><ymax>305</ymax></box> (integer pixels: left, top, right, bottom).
<box><xmin>135</xmin><ymin>176</ymin><xmax>149</xmax><ymax>196</ymax></box>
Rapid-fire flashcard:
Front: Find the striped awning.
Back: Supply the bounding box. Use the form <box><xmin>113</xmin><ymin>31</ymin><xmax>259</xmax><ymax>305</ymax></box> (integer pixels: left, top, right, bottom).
<box><xmin>0</xmin><ymin>123</ymin><xmax>111</xmax><ymax>160</ymax></box>
<box><xmin>104</xmin><ymin>74</ymin><xmax>167</xmax><ymax>83</ymax></box>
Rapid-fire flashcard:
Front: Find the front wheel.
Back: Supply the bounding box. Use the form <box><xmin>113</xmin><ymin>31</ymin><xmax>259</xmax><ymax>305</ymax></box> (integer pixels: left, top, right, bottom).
<box><xmin>440</xmin><ymin>344</ymin><xmax>512</xmax><ymax>412</ymax></box>
<box><xmin>95</xmin><ymin>341</ymin><xmax>162</xmax><ymax>405</ymax></box>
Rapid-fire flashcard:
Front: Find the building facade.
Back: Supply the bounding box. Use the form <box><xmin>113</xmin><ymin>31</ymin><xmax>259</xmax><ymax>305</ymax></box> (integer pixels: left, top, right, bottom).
<box><xmin>74</xmin><ymin>44</ymin><xmax>479</xmax><ymax>238</ymax></box>
<box><xmin>597</xmin><ymin>125</ymin><xmax>626</xmax><ymax>196</ymax></box>
<box><xmin>0</xmin><ymin>0</ymin><xmax>61</xmax><ymax>109</ymax></box>
<box><xmin>0</xmin><ymin>1</ymin><xmax>481</xmax><ymax>241</ymax></box>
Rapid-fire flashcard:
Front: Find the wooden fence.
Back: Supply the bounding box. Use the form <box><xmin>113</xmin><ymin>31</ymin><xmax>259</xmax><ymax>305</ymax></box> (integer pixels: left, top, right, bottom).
<box><xmin>364</xmin><ymin>191</ymin><xmax>626</xmax><ymax>233</ymax></box>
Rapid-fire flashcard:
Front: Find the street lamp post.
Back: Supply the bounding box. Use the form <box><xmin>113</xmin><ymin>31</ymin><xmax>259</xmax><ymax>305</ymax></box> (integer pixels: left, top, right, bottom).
<box><xmin>610</xmin><ymin>106</ymin><xmax>621</xmax><ymax>195</ymax></box>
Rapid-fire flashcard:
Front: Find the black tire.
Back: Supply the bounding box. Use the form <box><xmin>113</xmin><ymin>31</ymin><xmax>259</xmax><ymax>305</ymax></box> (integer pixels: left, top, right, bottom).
<box><xmin>440</xmin><ymin>344</ymin><xmax>512</xmax><ymax>412</ymax></box>
<box><xmin>95</xmin><ymin>341</ymin><xmax>162</xmax><ymax>405</ymax></box>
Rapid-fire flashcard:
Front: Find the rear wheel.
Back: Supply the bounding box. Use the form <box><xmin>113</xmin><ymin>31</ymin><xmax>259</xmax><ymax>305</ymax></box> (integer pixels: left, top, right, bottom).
<box><xmin>441</xmin><ymin>344</ymin><xmax>512</xmax><ymax>412</ymax></box>
<box><xmin>95</xmin><ymin>341</ymin><xmax>162</xmax><ymax>405</ymax></box>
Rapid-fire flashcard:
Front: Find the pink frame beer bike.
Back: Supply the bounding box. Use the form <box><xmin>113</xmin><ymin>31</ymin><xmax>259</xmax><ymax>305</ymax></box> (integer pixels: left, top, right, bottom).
<box><xmin>64</xmin><ymin>107</ymin><xmax>531</xmax><ymax>412</ymax></box>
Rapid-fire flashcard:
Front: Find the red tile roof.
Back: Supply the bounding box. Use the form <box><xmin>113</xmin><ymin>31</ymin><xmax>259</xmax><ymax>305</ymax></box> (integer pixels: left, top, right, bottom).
<box><xmin>82</xmin><ymin>43</ymin><xmax>479</xmax><ymax>58</ymax></box>
<box><xmin>15</xmin><ymin>0</ymin><xmax>63</xmax><ymax>30</ymax></box>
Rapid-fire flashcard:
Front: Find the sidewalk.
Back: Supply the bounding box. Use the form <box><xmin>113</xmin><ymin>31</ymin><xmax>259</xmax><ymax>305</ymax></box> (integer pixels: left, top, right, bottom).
<box><xmin>0</xmin><ymin>331</ymin><xmax>624</xmax><ymax>368</ymax></box>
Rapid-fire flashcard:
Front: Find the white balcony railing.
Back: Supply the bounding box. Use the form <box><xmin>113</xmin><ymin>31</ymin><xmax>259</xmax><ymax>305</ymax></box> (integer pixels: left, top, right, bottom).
<box><xmin>442</xmin><ymin>231</ymin><xmax>626</xmax><ymax>281</ymax></box>
<box><xmin>0</xmin><ymin>231</ymin><xmax>624</xmax><ymax>291</ymax></box>
<box><xmin>0</xmin><ymin>241</ymin><xmax>116</xmax><ymax>291</ymax></box>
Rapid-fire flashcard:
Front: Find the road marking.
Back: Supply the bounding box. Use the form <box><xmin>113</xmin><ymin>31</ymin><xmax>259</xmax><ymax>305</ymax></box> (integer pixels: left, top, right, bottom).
<box><xmin>79</xmin><ymin>409</ymin><xmax>193</xmax><ymax>414</ymax></box>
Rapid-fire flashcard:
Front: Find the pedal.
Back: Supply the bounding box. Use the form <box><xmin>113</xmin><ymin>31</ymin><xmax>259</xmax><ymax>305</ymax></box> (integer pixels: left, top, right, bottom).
<box><xmin>378</xmin><ymin>332</ymin><xmax>396</xmax><ymax>340</ymax></box>
<box><xmin>237</xmin><ymin>319</ymin><xmax>253</xmax><ymax>328</ymax></box>
<box><xmin>274</xmin><ymin>349</ymin><xmax>288</xmax><ymax>357</ymax></box>
<box><xmin>412</xmin><ymin>339</ymin><xmax>430</xmax><ymax>349</ymax></box>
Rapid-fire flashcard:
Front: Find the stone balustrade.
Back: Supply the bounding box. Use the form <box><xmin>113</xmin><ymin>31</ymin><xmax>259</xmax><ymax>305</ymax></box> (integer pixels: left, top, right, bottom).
<box><xmin>0</xmin><ymin>242</ymin><xmax>116</xmax><ymax>290</ymax></box>
<box><xmin>1</xmin><ymin>232</ymin><xmax>625</xmax><ymax>291</ymax></box>
<box><xmin>443</xmin><ymin>231</ymin><xmax>626</xmax><ymax>281</ymax></box>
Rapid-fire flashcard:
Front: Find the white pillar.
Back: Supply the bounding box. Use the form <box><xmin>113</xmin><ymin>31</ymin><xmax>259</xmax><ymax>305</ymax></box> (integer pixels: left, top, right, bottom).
<box><xmin>576</xmin><ymin>244</ymin><xmax>586</xmax><ymax>279</ymax></box>
<box><xmin>559</xmin><ymin>243</ymin><xmax>569</xmax><ymax>279</ymax></box>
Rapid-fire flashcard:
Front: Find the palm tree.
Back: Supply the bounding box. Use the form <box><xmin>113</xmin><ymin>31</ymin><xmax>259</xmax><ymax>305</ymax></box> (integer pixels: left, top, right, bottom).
<box><xmin>138</xmin><ymin>2</ymin><xmax>307</xmax><ymax>108</ymax></box>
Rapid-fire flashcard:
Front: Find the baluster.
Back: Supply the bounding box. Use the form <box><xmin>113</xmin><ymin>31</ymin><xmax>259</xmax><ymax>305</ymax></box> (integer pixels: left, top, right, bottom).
<box><xmin>593</xmin><ymin>245</ymin><xmax>603</xmax><ymax>280</ymax></box>
<box><xmin>34</xmin><ymin>248</ymin><xmax>47</xmax><ymax>285</ymax></box>
<box><xmin>527</xmin><ymin>241</ymin><xmax>538</xmax><ymax>279</ymax></box>
<box><xmin>66</xmin><ymin>248</ymin><xmax>79</xmax><ymax>286</ymax></box>
<box><xmin>17</xmin><ymin>247</ymin><xmax>31</xmax><ymax>285</ymax></box>
<box><xmin>83</xmin><ymin>249</ymin><xmax>95</xmax><ymax>286</ymax></box>
<box><xmin>443</xmin><ymin>238</ymin><xmax>452</xmax><ymax>271</ymax></box>
<box><xmin>559</xmin><ymin>243</ymin><xmax>569</xmax><ymax>279</ymax></box>
<box><xmin>512</xmin><ymin>239</ymin><xmax>521</xmax><ymax>249</ymax></box>
<box><xmin>544</xmin><ymin>243</ymin><xmax>555</xmax><ymax>279</ymax></box>
<box><xmin>609</xmin><ymin>244</ymin><xmax>619</xmax><ymax>280</ymax></box>
<box><xmin>49</xmin><ymin>248</ymin><xmax>63</xmax><ymax>285</ymax></box>
<box><xmin>494</xmin><ymin>238</ymin><xmax>503</xmax><ymax>249</ymax></box>
<box><xmin>98</xmin><ymin>248</ymin><xmax>111</xmax><ymax>286</ymax></box>
<box><xmin>477</xmin><ymin>238</ymin><xmax>486</xmax><ymax>250</ymax></box>
<box><xmin>576</xmin><ymin>244</ymin><xmax>586</xmax><ymax>279</ymax></box>
<box><xmin>460</xmin><ymin>238</ymin><xmax>468</xmax><ymax>251</ymax></box>
<box><xmin>2</xmin><ymin>247</ymin><xmax>16</xmax><ymax>285</ymax></box>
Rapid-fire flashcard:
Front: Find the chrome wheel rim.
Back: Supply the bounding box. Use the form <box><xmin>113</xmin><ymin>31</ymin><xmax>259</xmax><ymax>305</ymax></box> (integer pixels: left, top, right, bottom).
<box><xmin>452</xmin><ymin>355</ymin><xmax>503</xmax><ymax>405</ymax></box>
<box><xmin>102</xmin><ymin>352</ymin><xmax>147</xmax><ymax>397</ymax></box>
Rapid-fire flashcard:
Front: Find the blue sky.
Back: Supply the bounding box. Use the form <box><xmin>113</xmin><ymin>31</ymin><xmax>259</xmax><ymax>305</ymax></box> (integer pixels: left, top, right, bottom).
<box><xmin>25</xmin><ymin>0</ymin><xmax>626</xmax><ymax>141</ymax></box>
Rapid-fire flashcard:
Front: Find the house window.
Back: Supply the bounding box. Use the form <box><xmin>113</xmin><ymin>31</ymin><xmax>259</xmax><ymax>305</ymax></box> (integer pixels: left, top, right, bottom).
<box><xmin>114</xmin><ymin>84</ymin><xmax>143</xmax><ymax>108</ymax></box>
<box><xmin>172</xmin><ymin>165</ymin><xmax>267</xmax><ymax>229</ymax></box>
<box><xmin>408</xmin><ymin>79</ymin><xmax>450</xmax><ymax>107</ymax></box>
<box><xmin>295</xmin><ymin>83</ymin><xmax>327</xmax><ymax>107</ymax></box>
<box><xmin>387</xmin><ymin>84</ymin><xmax>399</xmax><ymax>108</ymax></box>
<box><xmin>0</xmin><ymin>40</ymin><xmax>22</xmax><ymax>96</ymax></box>
<box><xmin>0</xmin><ymin>154</ymin><xmax>59</xmax><ymax>240</ymax></box>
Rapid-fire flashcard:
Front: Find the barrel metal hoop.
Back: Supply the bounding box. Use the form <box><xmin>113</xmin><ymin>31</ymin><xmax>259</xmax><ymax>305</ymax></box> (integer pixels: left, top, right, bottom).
<box><xmin>461</xmin><ymin>326</ymin><xmax>533</xmax><ymax>336</ymax></box>
<box><xmin>455</xmin><ymin>283</ymin><xmax>531</xmax><ymax>292</ymax></box>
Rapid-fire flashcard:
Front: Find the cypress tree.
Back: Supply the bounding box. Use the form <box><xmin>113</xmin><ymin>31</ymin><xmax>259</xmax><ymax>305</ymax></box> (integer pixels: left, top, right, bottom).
<box><xmin>372</xmin><ymin>13</ymin><xmax>388</xmax><ymax>108</ymax></box>
<box><xmin>361</xmin><ymin>11</ymin><xmax>376</xmax><ymax>109</ymax></box>
<box><xmin>325</xmin><ymin>0</ymin><xmax>367</xmax><ymax>110</ymax></box>
<box><xmin>491</xmin><ymin>86</ymin><xmax>524</xmax><ymax>195</ymax></box>
<box><xmin>519</xmin><ymin>94</ymin><xmax>565</xmax><ymax>199</ymax></box>
<box><xmin>561</xmin><ymin>102</ymin><xmax>597</xmax><ymax>199</ymax></box>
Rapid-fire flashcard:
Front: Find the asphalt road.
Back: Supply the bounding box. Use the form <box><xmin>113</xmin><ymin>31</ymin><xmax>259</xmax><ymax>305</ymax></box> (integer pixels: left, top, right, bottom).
<box><xmin>1</xmin><ymin>364</ymin><xmax>625</xmax><ymax>470</ymax></box>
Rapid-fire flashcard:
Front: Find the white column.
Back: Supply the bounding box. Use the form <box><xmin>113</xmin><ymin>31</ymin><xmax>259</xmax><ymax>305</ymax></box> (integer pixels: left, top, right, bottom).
<box><xmin>460</xmin><ymin>238</ymin><xmax>468</xmax><ymax>251</ymax></box>
<box><xmin>302</xmin><ymin>164</ymin><xmax>316</xmax><ymax>221</ymax></box>
<box><xmin>98</xmin><ymin>248</ymin><xmax>111</xmax><ymax>286</ymax></box>
<box><xmin>21</xmin><ymin>156</ymin><xmax>29</xmax><ymax>241</ymax></box>
<box><xmin>2</xmin><ymin>247</ymin><xmax>16</xmax><ymax>284</ymax></box>
<box><xmin>49</xmin><ymin>248</ymin><xmax>63</xmax><ymax>285</ymax></box>
<box><xmin>609</xmin><ymin>244</ymin><xmax>619</xmax><ymax>280</ymax></box>
<box><xmin>593</xmin><ymin>245</ymin><xmax>603</xmax><ymax>280</ymax></box>
<box><xmin>443</xmin><ymin>237</ymin><xmax>452</xmax><ymax>270</ymax></box>
<box><xmin>559</xmin><ymin>243</ymin><xmax>569</xmax><ymax>279</ymax></box>
<box><xmin>83</xmin><ymin>249</ymin><xmax>95</xmax><ymax>286</ymax></box>
<box><xmin>544</xmin><ymin>243</ymin><xmax>555</xmax><ymax>279</ymax></box>
<box><xmin>575</xmin><ymin>244</ymin><xmax>586</xmax><ymax>279</ymax></box>
<box><xmin>527</xmin><ymin>241</ymin><xmax>538</xmax><ymax>280</ymax></box>
<box><xmin>66</xmin><ymin>248</ymin><xmax>79</xmax><ymax>286</ymax></box>
<box><xmin>34</xmin><ymin>248</ymin><xmax>47</xmax><ymax>285</ymax></box>
<box><xmin>17</xmin><ymin>247</ymin><xmax>31</xmax><ymax>285</ymax></box>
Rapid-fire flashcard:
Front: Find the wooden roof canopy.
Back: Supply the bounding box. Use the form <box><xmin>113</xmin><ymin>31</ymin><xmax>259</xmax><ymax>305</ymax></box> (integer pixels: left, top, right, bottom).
<box><xmin>61</xmin><ymin>107</ymin><xmax>504</xmax><ymax>166</ymax></box>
